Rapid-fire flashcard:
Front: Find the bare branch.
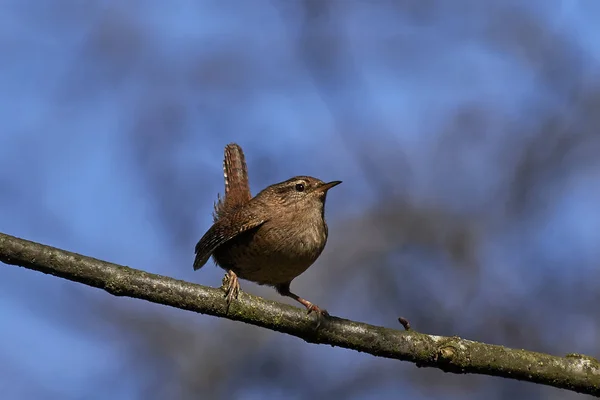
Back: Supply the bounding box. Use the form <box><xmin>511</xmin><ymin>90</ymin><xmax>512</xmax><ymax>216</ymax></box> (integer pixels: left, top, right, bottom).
<box><xmin>1</xmin><ymin>232</ymin><xmax>599</xmax><ymax>397</ymax></box>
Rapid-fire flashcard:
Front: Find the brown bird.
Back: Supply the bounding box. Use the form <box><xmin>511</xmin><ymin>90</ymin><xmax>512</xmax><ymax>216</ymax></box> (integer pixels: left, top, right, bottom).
<box><xmin>193</xmin><ymin>143</ymin><xmax>341</xmax><ymax>316</ymax></box>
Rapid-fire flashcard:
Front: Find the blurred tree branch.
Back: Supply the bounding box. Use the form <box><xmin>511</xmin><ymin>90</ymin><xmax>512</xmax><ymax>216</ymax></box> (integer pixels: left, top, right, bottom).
<box><xmin>1</xmin><ymin>232</ymin><xmax>599</xmax><ymax>397</ymax></box>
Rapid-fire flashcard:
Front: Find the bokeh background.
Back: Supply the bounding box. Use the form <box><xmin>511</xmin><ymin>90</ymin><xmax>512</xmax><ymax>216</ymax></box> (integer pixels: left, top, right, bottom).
<box><xmin>1</xmin><ymin>0</ymin><xmax>600</xmax><ymax>399</ymax></box>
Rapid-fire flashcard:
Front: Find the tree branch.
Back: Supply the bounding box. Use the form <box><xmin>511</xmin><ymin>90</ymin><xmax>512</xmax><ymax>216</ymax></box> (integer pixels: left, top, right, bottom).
<box><xmin>1</xmin><ymin>232</ymin><xmax>599</xmax><ymax>397</ymax></box>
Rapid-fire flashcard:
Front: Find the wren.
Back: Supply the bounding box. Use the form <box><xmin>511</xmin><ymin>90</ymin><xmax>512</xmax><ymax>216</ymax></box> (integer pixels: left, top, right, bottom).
<box><xmin>193</xmin><ymin>143</ymin><xmax>341</xmax><ymax>316</ymax></box>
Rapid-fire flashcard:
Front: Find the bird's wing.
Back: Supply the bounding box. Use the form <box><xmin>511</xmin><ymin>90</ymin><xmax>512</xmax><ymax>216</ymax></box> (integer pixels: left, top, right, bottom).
<box><xmin>193</xmin><ymin>213</ymin><xmax>267</xmax><ymax>271</ymax></box>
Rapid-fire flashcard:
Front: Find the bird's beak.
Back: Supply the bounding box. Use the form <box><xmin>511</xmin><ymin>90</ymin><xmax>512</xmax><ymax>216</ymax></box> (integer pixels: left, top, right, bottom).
<box><xmin>315</xmin><ymin>180</ymin><xmax>342</xmax><ymax>193</ymax></box>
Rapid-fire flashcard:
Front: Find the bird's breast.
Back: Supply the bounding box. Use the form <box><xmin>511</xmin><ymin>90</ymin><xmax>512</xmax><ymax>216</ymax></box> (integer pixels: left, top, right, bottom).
<box><xmin>260</xmin><ymin>214</ymin><xmax>328</xmax><ymax>257</ymax></box>
<box><xmin>213</xmin><ymin>212</ymin><xmax>329</xmax><ymax>285</ymax></box>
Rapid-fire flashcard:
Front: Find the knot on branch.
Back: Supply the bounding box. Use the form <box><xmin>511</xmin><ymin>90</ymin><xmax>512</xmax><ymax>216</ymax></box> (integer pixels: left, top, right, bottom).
<box><xmin>430</xmin><ymin>337</ymin><xmax>468</xmax><ymax>374</ymax></box>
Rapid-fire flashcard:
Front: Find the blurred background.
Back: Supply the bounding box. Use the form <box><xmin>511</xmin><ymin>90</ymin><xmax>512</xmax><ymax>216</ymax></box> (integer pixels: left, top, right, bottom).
<box><xmin>1</xmin><ymin>0</ymin><xmax>599</xmax><ymax>399</ymax></box>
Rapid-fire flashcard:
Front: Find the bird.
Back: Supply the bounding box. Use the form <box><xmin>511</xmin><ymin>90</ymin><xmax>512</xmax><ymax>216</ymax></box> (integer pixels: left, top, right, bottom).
<box><xmin>193</xmin><ymin>143</ymin><xmax>341</xmax><ymax>316</ymax></box>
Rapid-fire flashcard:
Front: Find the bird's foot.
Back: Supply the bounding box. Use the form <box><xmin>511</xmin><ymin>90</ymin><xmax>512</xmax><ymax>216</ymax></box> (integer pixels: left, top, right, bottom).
<box><xmin>275</xmin><ymin>283</ymin><xmax>329</xmax><ymax>328</ymax></box>
<box><xmin>221</xmin><ymin>270</ymin><xmax>240</xmax><ymax>311</ymax></box>
<box><xmin>303</xmin><ymin>301</ymin><xmax>329</xmax><ymax>317</ymax></box>
<box><xmin>296</xmin><ymin>298</ymin><xmax>329</xmax><ymax>329</ymax></box>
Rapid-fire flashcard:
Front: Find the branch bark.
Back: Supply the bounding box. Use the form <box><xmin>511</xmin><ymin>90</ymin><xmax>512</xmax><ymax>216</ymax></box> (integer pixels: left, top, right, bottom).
<box><xmin>1</xmin><ymin>232</ymin><xmax>599</xmax><ymax>397</ymax></box>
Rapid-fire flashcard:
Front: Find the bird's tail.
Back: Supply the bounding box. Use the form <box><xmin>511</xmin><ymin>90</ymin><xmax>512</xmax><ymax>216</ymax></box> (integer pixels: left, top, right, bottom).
<box><xmin>214</xmin><ymin>143</ymin><xmax>251</xmax><ymax>219</ymax></box>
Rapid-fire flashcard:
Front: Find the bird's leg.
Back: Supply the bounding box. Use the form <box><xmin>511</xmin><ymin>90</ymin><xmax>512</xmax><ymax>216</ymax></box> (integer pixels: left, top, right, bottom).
<box><xmin>275</xmin><ymin>283</ymin><xmax>329</xmax><ymax>317</ymax></box>
<box><xmin>221</xmin><ymin>270</ymin><xmax>240</xmax><ymax>311</ymax></box>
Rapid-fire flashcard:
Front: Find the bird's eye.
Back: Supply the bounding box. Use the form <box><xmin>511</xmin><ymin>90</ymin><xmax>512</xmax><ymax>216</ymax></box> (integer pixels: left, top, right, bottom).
<box><xmin>295</xmin><ymin>183</ymin><xmax>305</xmax><ymax>192</ymax></box>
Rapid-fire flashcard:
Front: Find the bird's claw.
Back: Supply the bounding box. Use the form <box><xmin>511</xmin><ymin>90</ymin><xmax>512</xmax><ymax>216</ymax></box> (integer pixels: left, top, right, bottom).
<box><xmin>222</xmin><ymin>271</ymin><xmax>240</xmax><ymax>311</ymax></box>
<box><xmin>305</xmin><ymin>303</ymin><xmax>329</xmax><ymax>329</ymax></box>
<box><xmin>306</xmin><ymin>303</ymin><xmax>329</xmax><ymax>317</ymax></box>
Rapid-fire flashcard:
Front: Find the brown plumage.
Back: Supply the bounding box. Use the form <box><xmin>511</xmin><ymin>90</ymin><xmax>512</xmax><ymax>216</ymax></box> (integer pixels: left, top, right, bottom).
<box><xmin>194</xmin><ymin>143</ymin><xmax>341</xmax><ymax>316</ymax></box>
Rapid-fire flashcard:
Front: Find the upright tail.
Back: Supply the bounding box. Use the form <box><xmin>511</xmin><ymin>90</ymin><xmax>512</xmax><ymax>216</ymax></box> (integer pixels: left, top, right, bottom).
<box><xmin>214</xmin><ymin>143</ymin><xmax>252</xmax><ymax>219</ymax></box>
